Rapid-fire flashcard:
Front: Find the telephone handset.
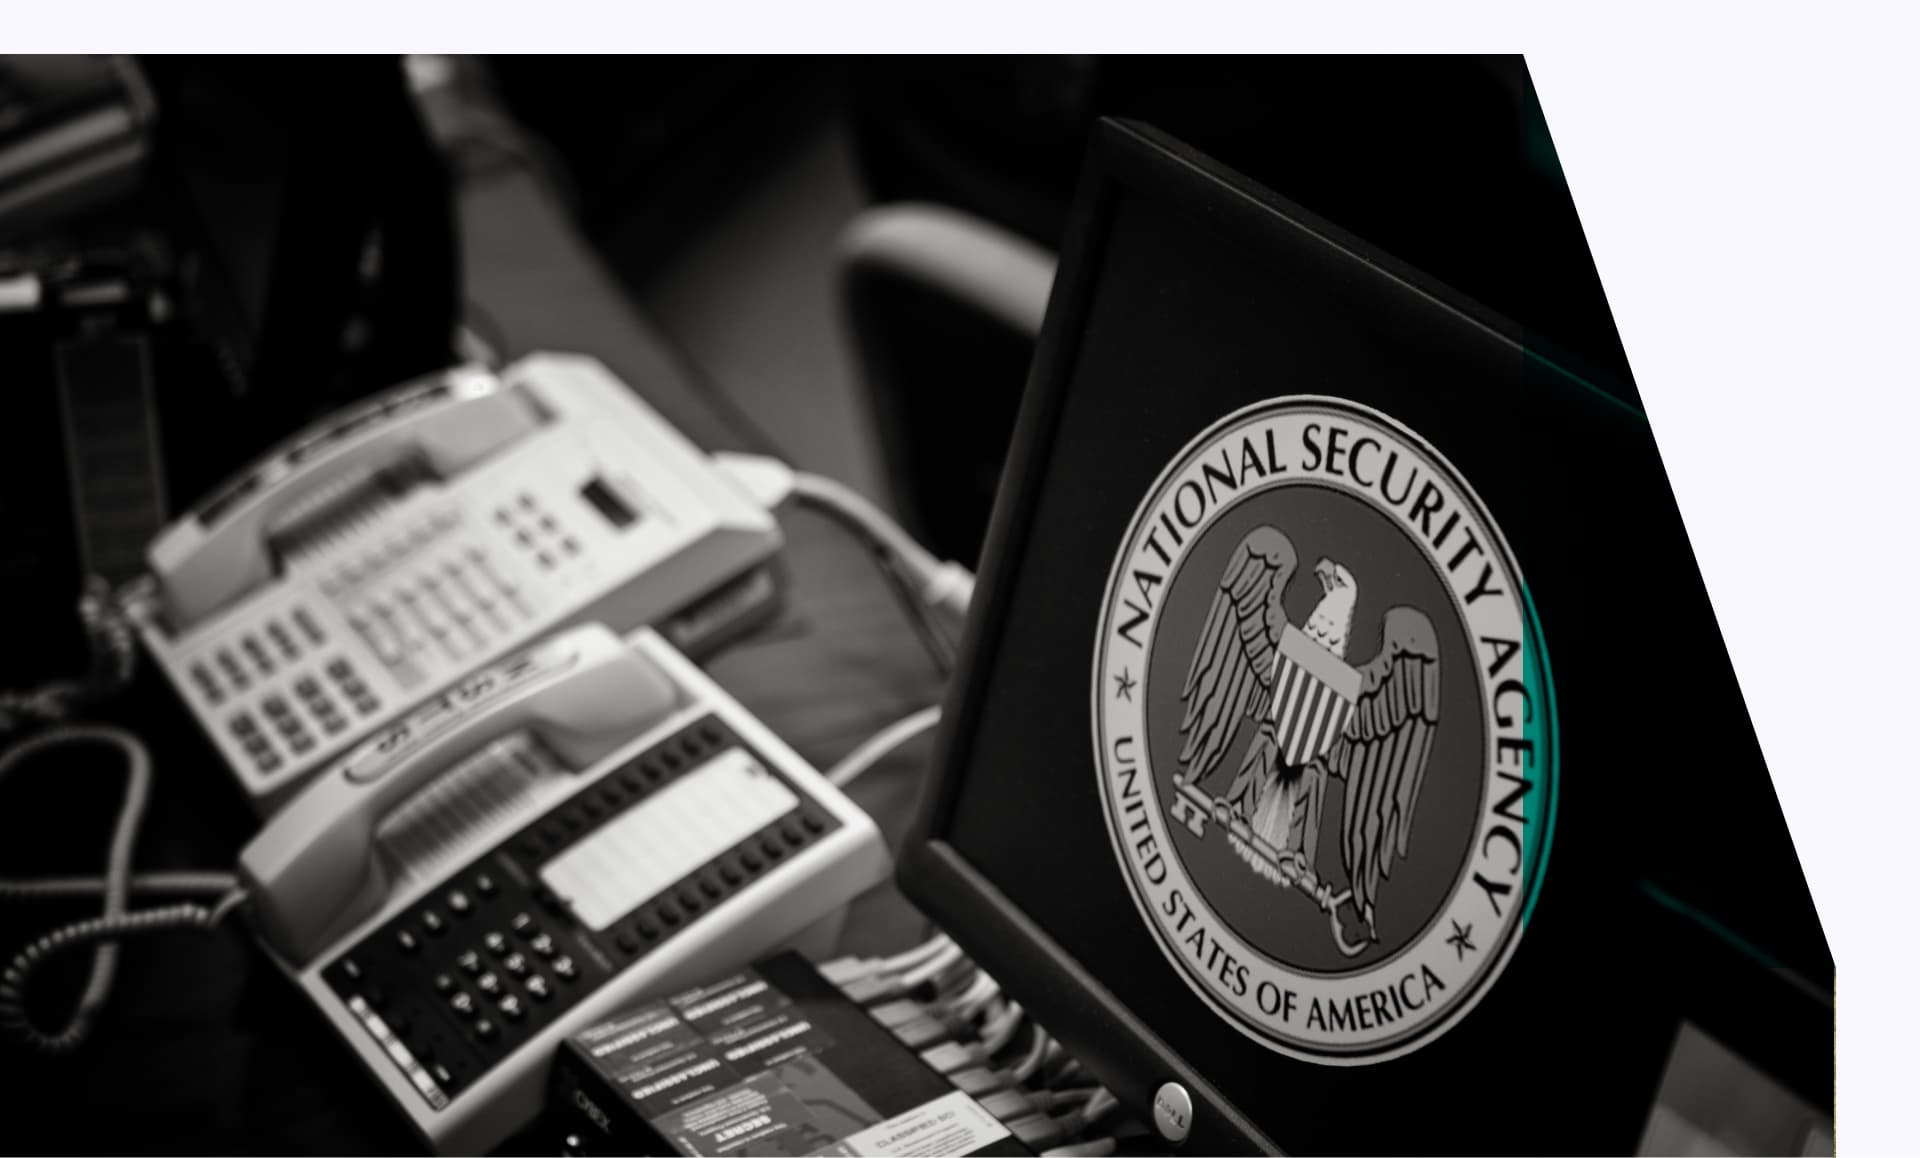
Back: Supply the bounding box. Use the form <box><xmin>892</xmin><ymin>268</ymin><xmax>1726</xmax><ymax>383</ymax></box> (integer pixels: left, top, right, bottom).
<box><xmin>242</xmin><ymin>625</ymin><xmax>676</xmax><ymax>967</ymax></box>
<box><xmin>240</xmin><ymin>622</ymin><xmax>890</xmax><ymax>1155</ymax></box>
<box><xmin>124</xmin><ymin>352</ymin><xmax>783</xmax><ymax>812</ymax></box>
<box><xmin>153</xmin><ymin>364</ymin><xmax>542</xmax><ymax>627</ymax></box>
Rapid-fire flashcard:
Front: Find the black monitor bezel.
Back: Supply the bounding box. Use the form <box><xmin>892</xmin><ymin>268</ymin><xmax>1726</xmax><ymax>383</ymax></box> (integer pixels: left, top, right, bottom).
<box><xmin>895</xmin><ymin>117</ymin><xmax>1646</xmax><ymax>1154</ymax></box>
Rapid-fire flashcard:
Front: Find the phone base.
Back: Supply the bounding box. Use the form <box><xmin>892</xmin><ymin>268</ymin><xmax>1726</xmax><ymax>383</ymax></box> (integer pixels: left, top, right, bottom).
<box><xmin>262</xmin><ymin>626</ymin><xmax>889</xmax><ymax>1156</ymax></box>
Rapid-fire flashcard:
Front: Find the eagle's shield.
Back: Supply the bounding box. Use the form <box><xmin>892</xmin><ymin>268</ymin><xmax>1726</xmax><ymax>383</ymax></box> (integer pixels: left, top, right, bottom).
<box><xmin>1268</xmin><ymin>623</ymin><xmax>1364</xmax><ymax>767</ymax></box>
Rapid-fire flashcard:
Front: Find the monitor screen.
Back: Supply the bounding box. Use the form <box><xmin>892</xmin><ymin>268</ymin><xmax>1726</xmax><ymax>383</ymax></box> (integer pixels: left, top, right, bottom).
<box><xmin>1638</xmin><ymin>1022</ymin><xmax>1834</xmax><ymax>1158</ymax></box>
<box><xmin>900</xmin><ymin>120</ymin><xmax>1830</xmax><ymax>1154</ymax></box>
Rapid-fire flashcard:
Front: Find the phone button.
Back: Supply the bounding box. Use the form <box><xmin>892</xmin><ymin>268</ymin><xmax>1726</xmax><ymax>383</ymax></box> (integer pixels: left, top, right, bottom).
<box><xmin>295</xmin><ymin>609</ymin><xmax>325</xmax><ymax>644</ymax></box>
<box><xmin>396</xmin><ymin>929</ymin><xmax>420</xmax><ymax>954</ymax></box>
<box><xmin>474</xmin><ymin>1018</ymin><xmax>497</xmax><ymax>1042</ymax></box>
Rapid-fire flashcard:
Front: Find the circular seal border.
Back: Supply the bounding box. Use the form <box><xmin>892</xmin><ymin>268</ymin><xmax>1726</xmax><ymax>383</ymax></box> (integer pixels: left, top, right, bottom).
<box><xmin>1090</xmin><ymin>395</ymin><xmax>1559</xmax><ymax>1065</ymax></box>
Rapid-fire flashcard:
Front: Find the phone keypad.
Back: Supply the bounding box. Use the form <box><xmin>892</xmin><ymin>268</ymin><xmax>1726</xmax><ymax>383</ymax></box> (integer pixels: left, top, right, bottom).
<box><xmin>215</xmin><ymin>648</ymin><xmax>250</xmax><ymax>691</ymax></box>
<box><xmin>196</xmin><ymin>609</ymin><xmax>330</xmax><ymax>706</ymax></box>
<box><xmin>337</xmin><ymin>543</ymin><xmax>535</xmax><ymax>689</ymax></box>
<box><xmin>493</xmin><ymin>493</ymin><xmax>587</xmax><ymax>577</ymax></box>
<box><xmin>228</xmin><ymin>711</ymin><xmax>282</xmax><ymax>773</ymax></box>
<box><xmin>320</xmin><ymin>718</ymin><xmax>840</xmax><ymax>1110</ymax></box>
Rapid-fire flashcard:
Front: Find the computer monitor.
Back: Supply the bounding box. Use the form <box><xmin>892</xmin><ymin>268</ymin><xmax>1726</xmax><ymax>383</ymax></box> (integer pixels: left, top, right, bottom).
<box><xmin>898</xmin><ymin>120</ymin><xmax>1832</xmax><ymax>1154</ymax></box>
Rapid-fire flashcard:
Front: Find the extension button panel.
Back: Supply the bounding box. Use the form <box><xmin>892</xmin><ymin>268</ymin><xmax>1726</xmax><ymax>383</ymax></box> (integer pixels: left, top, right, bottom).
<box><xmin>320</xmin><ymin>716</ymin><xmax>843</xmax><ymax>1109</ymax></box>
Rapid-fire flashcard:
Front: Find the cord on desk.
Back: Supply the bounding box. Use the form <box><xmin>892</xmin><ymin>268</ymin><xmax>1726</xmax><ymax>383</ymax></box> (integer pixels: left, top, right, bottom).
<box><xmin>0</xmin><ymin>577</ymin><xmax>136</xmax><ymax>735</ymax></box>
<box><xmin>821</xmin><ymin>931</ymin><xmax>1134</xmax><ymax>1155</ymax></box>
<box><xmin>824</xmin><ymin>705</ymin><xmax>942</xmax><ymax>789</ymax></box>
<box><xmin>939</xmin><ymin>969</ymin><xmax>1001</xmax><ymax>1027</ymax></box>
<box><xmin>1007</xmin><ymin>1026</ymin><xmax>1054</xmax><ymax>1084</ymax></box>
<box><xmin>0</xmin><ymin>726</ymin><xmax>244</xmax><ymax>1054</ymax></box>
<box><xmin>712</xmin><ymin>453</ymin><xmax>975</xmax><ymax>675</ymax></box>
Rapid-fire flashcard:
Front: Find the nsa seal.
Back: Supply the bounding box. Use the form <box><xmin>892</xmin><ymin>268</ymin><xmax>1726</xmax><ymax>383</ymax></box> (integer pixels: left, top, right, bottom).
<box><xmin>1092</xmin><ymin>397</ymin><xmax>1557</xmax><ymax>1064</ymax></box>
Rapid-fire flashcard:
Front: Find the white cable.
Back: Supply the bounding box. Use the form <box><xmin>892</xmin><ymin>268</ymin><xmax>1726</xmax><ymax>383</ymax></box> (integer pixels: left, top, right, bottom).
<box><xmin>1048</xmin><ymin>1056</ymin><xmax>1088</xmax><ymax>1087</ymax></box>
<box><xmin>0</xmin><ymin>578</ymin><xmax>137</xmax><ymax>734</ymax></box>
<box><xmin>826</xmin><ymin>706</ymin><xmax>942</xmax><ymax>789</ymax></box>
<box><xmin>929</xmin><ymin>956</ymin><xmax>978</xmax><ymax>1002</ymax></box>
<box><xmin>1010</xmin><ymin>1027</ymin><xmax>1052</xmax><ymax>1083</ymax></box>
<box><xmin>1074</xmin><ymin>1088</ymin><xmax>1121</xmax><ymax>1132</ymax></box>
<box><xmin>788</xmin><ymin>470</ymin><xmax>943</xmax><ymax>581</ymax></box>
<box><xmin>0</xmin><ymin>871</ymin><xmax>237</xmax><ymax>901</ymax></box>
<box><xmin>939</xmin><ymin>970</ymin><xmax>1000</xmax><ymax>1025</ymax></box>
<box><xmin>880</xmin><ymin>932</ymin><xmax>953</xmax><ymax>974</ymax></box>
<box><xmin>977</xmin><ymin>999</ymin><xmax>1025</xmax><ymax>1057</ymax></box>
<box><xmin>1007</xmin><ymin>1112</ymin><xmax>1065</xmax><ymax>1150</ymax></box>
<box><xmin>789</xmin><ymin>468</ymin><xmax>971</xmax><ymax>669</ymax></box>
<box><xmin>1037</xmin><ymin>1086</ymin><xmax>1096</xmax><ymax>1110</ymax></box>
<box><xmin>711</xmin><ymin>453</ymin><xmax>975</xmax><ymax>670</ymax></box>
<box><xmin>897</xmin><ymin>938</ymin><xmax>967</xmax><ymax>992</ymax></box>
<box><xmin>1028</xmin><ymin>1036</ymin><xmax>1067</xmax><ymax>1081</ymax></box>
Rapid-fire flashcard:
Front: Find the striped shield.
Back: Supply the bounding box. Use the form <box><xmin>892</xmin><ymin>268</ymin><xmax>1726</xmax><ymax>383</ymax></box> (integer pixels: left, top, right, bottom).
<box><xmin>1268</xmin><ymin>623</ymin><xmax>1364</xmax><ymax>767</ymax></box>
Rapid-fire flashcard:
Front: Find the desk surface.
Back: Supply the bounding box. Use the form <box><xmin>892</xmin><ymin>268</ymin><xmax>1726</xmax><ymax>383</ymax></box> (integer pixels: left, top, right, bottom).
<box><xmin>0</xmin><ymin>162</ymin><xmax>946</xmax><ymax>1154</ymax></box>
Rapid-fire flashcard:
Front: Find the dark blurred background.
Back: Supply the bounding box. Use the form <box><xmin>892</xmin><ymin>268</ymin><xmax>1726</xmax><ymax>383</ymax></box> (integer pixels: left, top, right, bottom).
<box><xmin>0</xmin><ymin>56</ymin><xmax>1630</xmax><ymax>637</ymax></box>
<box><xmin>480</xmin><ymin>56</ymin><xmax>1631</xmax><ymax>564</ymax></box>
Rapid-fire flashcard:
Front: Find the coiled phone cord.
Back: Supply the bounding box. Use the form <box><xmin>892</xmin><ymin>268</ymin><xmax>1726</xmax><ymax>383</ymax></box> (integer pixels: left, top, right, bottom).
<box><xmin>0</xmin><ymin>726</ymin><xmax>244</xmax><ymax>1054</ymax></box>
<box><xmin>0</xmin><ymin>579</ymin><xmax>137</xmax><ymax>733</ymax></box>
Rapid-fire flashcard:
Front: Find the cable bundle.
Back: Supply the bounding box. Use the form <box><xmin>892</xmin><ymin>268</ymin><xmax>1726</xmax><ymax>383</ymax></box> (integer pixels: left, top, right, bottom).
<box><xmin>820</xmin><ymin>936</ymin><xmax>1155</xmax><ymax>1157</ymax></box>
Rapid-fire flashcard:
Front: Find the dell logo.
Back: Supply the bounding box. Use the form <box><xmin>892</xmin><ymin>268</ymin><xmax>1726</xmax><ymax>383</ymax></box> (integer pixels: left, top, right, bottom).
<box><xmin>571</xmin><ymin>1088</ymin><xmax>612</xmax><ymax>1135</ymax></box>
<box><xmin>1153</xmin><ymin>1081</ymin><xmax>1193</xmax><ymax>1144</ymax></box>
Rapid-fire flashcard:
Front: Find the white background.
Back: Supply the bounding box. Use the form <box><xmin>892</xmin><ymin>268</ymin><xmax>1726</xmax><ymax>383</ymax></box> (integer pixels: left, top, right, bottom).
<box><xmin>12</xmin><ymin>12</ymin><xmax>1917</xmax><ymax>1151</ymax></box>
<box><xmin>1532</xmin><ymin>32</ymin><xmax>1915</xmax><ymax>1153</ymax></box>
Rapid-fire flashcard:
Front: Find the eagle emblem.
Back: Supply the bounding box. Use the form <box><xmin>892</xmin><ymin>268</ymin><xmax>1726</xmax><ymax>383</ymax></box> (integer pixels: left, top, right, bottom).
<box><xmin>1169</xmin><ymin>524</ymin><xmax>1440</xmax><ymax>958</ymax></box>
<box><xmin>1094</xmin><ymin>398</ymin><xmax>1553</xmax><ymax>1062</ymax></box>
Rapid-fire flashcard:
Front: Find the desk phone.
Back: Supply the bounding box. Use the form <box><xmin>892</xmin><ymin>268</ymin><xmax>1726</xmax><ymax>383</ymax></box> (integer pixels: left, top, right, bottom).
<box><xmin>239</xmin><ymin>621</ymin><xmax>890</xmax><ymax>1155</ymax></box>
<box><xmin>123</xmin><ymin>353</ymin><xmax>782</xmax><ymax>812</ymax></box>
